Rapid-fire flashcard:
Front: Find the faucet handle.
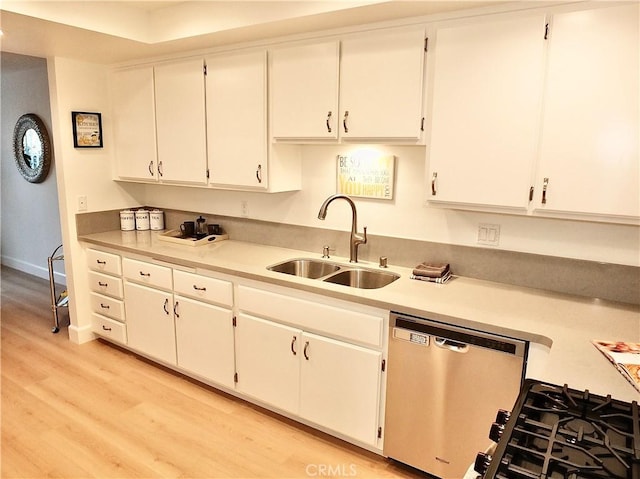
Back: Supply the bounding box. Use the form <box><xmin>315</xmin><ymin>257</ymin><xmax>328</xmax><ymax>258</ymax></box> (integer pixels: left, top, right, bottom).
<box><xmin>322</xmin><ymin>245</ymin><xmax>333</xmax><ymax>258</ymax></box>
<box><xmin>362</xmin><ymin>226</ymin><xmax>368</xmax><ymax>244</ymax></box>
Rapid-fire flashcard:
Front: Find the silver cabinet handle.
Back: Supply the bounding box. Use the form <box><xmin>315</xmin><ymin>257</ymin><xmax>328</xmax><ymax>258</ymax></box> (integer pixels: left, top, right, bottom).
<box><xmin>326</xmin><ymin>111</ymin><xmax>332</xmax><ymax>133</ymax></box>
<box><xmin>148</xmin><ymin>161</ymin><xmax>154</xmax><ymax>176</ymax></box>
<box><xmin>303</xmin><ymin>341</ymin><xmax>310</xmax><ymax>360</ymax></box>
<box><xmin>291</xmin><ymin>336</ymin><xmax>297</xmax><ymax>355</ymax></box>
<box><xmin>343</xmin><ymin>111</ymin><xmax>349</xmax><ymax>133</ymax></box>
<box><xmin>431</xmin><ymin>172</ymin><xmax>438</xmax><ymax>196</ymax></box>
<box><xmin>256</xmin><ymin>164</ymin><xmax>262</xmax><ymax>184</ymax></box>
<box><xmin>542</xmin><ymin>177</ymin><xmax>549</xmax><ymax>204</ymax></box>
<box><xmin>163</xmin><ymin>298</ymin><xmax>169</xmax><ymax>315</ymax></box>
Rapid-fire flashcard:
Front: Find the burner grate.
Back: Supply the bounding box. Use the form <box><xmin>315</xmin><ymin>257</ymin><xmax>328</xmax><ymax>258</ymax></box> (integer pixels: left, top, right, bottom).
<box><xmin>486</xmin><ymin>380</ymin><xmax>639</xmax><ymax>479</ymax></box>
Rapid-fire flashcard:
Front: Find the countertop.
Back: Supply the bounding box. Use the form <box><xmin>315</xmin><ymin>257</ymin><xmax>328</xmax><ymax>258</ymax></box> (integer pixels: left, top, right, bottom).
<box><xmin>80</xmin><ymin>229</ymin><xmax>640</xmax><ymax>402</ymax></box>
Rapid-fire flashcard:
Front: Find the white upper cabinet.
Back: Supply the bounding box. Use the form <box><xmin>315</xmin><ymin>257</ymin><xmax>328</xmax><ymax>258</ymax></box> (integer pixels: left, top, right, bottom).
<box><xmin>269</xmin><ymin>26</ymin><xmax>426</xmax><ymax>143</ymax></box>
<box><xmin>270</xmin><ymin>41</ymin><xmax>340</xmax><ymax>140</ymax></box>
<box><xmin>339</xmin><ymin>26</ymin><xmax>426</xmax><ymax>142</ymax></box>
<box><xmin>427</xmin><ymin>13</ymin><xmax>547</xmax><ymax>210</ymax></box>
<box><xmin>154</xmin><ymin>58</ymin><xmax>208</xmax><ymax>185</ymax></box>
<box><xmin>533</xmin><ymin>3</ymin><xmax>639</xmax><ymax>221</ymax></box>
<box><xmin>206</xmin><ymin>50</ymin><xmax>268</xmax><ymax>189</ymax></box>
<box><xmin>111</xmin><ymin>66</ymin><xmax>158</xmax><ymax>181</ymax></box>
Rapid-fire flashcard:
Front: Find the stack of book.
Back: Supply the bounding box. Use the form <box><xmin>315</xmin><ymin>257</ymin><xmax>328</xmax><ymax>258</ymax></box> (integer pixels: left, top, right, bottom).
<box><xmin>410</xmin><ymin>262</ymin><xmax>452</xmax><ymax>284</ymax></box>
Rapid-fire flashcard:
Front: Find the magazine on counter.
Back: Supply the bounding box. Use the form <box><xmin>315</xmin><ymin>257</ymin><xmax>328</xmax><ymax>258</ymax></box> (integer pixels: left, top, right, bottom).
<box><xmin>592</xmin><ymin>340</ymin><xmax>640</xmax><ymax>393</ymax></box>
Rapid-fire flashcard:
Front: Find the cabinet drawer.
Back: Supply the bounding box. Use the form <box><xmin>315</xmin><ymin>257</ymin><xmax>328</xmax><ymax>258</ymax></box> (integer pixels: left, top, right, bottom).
<box><xmin>88</xmin><ymin>271</ymin><xmax>124</xmax><ymax>299</ymax></box>
<box><xmin>123</xmin><ymin>258</ymin><xmax>172</xmax><ymax>290</ymax></box>
<box><xmin>90</xmin><ymin>292</ymin><xmax>125</xmax><ymax>322</ymax></box>
<box><xmin>92</xmin><ymin>313</ymin><xmax>127</xmax><ymax>344</ymax></box>
<box><xmin>87</xmin><ymin>249</ymin><xmax>122</xmax><ymax>276</ymax></box>
<box><xmin>173</xmin><ymin>270</ymin><xmax>232</xmax><ymax>307</ymax></box>
<box><xmin>237</xmin><ymin>285</ymin><xmax>384</xmax><ymax>348</ymax></box>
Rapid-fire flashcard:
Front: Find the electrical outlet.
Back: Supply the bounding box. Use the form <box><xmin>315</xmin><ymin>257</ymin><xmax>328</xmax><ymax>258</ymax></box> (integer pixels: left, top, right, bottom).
<box><xmin>477</xmin><ymin>223</ymin><xmax>500</xmax><ymax>246</ymax></box>
<box><xmin>241</xmin><ymin>200</ymin><xmax>249</xmax><ymax>218</ymax></box>
<box><xmin>78</xmin><ymin>195</ymin><xmax>87</xmax><ymax>211</ymax></box>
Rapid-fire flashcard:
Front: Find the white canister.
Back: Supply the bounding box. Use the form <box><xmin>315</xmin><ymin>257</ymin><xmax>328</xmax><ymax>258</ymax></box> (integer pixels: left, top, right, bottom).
<box><xmin>135</xmin><ymin>209</ymin><xmax>150</xmax><ymax>231</ymax></box>
<box><xmin>120</xmin><ymin>210</ymin><xmax>135</xmax><ymax>231</ymax></box>
<box><xmin>150</xmin><ymin>209</ymin><xmax>165</xmax><ymax>230</ymax></box>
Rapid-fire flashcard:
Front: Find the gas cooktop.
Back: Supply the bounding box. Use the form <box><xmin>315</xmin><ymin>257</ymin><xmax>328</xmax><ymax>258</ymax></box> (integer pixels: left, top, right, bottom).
<box><xmin>476</xmin><ymin>379</ymin><xmax>639</xmax><ymax>479</ymax></box>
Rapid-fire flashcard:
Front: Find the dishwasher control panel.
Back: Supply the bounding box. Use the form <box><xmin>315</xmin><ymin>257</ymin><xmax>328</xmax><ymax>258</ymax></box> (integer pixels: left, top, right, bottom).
<box><xmin>393</xmin><ymin>327</ymin><xmax>430</xmax><ymax>346</ymax></box>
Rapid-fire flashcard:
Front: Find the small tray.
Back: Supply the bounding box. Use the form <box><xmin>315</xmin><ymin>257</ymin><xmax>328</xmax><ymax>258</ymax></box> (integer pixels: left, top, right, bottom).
<box><xmin>157</xmin><ymin>229</ymin><xmax>229</xmax><ymax>246</ymax></box>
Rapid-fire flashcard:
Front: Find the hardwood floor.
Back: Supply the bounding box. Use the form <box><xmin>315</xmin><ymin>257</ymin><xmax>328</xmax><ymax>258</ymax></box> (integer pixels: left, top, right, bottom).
<box><xmin>1</xmin><ymin>267</ymin><xmax>427</xmax><ymax>479</ymax></box>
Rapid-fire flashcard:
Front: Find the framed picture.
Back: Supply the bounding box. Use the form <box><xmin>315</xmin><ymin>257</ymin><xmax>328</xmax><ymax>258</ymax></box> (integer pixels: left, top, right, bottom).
<box><xmin>71</xmin><ymin>111</ymin><xmax>103</xmax><ymax>148</ymax></box>
<box><xmin>336</xmin><ymin>153</ymin><xmax>395</xmax><ymax>200</ymax></box>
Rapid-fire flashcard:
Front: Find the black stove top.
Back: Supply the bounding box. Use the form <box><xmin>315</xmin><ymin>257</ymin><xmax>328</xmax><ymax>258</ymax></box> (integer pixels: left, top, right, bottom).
<box><xmin>480</xmin><ymin>379</ymin><xmax>639</xmax><ymax>479</ymax></box>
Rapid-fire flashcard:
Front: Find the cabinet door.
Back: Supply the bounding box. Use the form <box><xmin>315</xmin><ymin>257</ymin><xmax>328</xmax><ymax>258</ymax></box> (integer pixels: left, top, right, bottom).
<box><xmin>206</xmin><ymin>51</ymin><xmax>267</xmax><ymax>189</ymax></box>
<box><xmin>428</xmin><ymin>14</ymin><xmax>547</xmax><ymax>209</ymax></box>
<box><xmin>340</xmin><ymin>27</ymin><xmax>425</xmax><ymax>141</ymax></box>
<box><xmin>124</xmin><ymin>282</ymin><xmax>176</xmax><ymax>365</ymax></box>
<box><xmin>154</xmin><ymin>59</ymin><xmax>208</xmax><ymax>185</ymax></box>
<box><xmin>534</xmin><ymin>4</ymin><xmax>639</xmax><ymax>220</ymax></box>
<box><xmin>299</xmin><ymin>332</ymin><xmax>382</xmax><ymax>446</ymax></box>
<box><xmin>234</xmin><ymin>314</ymin><xmax>300</xmax><ymax>414</ymax></box>
<box><xmin>270</xmin><ymin>41</ymin><xmax>340</xmax><ymax>140</ymax></box>
<box><xmin>174</xmin><ymin>296</ymin><xmax>234</xmax><ymax>388</ymax></box>
<box><xmin>110</xmin><ymin>66</ymin><xmax>158</xmax><ymax>181</ymax></box>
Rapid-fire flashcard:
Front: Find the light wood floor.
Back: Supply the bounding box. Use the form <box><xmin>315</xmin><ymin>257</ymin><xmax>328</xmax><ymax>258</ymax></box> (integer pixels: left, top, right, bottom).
<box><xmin>1</xmin><ymin>267</ymin><xmax>428</xmax><ymax>479</ymax></box>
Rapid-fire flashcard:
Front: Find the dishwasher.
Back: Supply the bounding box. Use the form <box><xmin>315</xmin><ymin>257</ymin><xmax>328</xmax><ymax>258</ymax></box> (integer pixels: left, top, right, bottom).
<box><xmin>383</xmin><ymin>311</ymin><xmax>527</xmax><ymax>479</ymax></box>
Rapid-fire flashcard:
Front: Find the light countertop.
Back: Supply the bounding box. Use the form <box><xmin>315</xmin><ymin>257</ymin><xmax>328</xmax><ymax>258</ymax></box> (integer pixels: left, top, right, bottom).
<box><xmin>80</xmin><ymin>230</ymin><xmax>640</xmax><ymax>402</ymax></box>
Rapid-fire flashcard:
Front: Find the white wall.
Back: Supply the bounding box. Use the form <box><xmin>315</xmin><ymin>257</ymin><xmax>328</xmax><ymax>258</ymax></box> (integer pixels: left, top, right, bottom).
<box><xmin>137</xmin><ymin>144</ymin><xmax>640</xmax><ymax>267</ymax></box>
<box><xmin>0</xmin><ymin>53</ymin><xmax>63</xmax><ymax>280</ymax></box>
<box><xmin>47</xmin><ymin>56</ymin><xmax>142</xmax><ymax>343</ymax></box>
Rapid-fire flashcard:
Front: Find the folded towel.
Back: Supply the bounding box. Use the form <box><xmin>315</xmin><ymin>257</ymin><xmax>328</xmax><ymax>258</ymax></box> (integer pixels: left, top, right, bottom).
<box><xmin>411</xmin><ymin>271</ymin><xmax>452</xmax><ymax>284</ymax></box>
<box><xmin>412</xmin><ymin>262</ymin><xmax>450</xmax><ymax>278</ymax></box>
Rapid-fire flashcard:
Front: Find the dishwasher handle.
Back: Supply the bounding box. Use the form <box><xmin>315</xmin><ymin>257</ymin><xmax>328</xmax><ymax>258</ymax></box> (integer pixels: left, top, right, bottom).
<box><xmin>434</xmin><ymin>337</ymin><xmax>469</xmax><ymax>353</ymax></box>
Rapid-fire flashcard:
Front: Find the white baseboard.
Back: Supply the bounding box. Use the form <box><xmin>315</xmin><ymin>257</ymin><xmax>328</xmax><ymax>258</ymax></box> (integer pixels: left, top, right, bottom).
<box><xmin>1</xmin><ymin>255</ymin><xmax>67</xmax><ymax>284</ymax></box>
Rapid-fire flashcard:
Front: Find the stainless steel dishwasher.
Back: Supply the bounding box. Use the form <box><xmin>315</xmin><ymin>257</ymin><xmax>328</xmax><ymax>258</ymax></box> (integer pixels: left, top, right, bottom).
<box><xmin>384</xmin><ymin>311</ymin><xmax>527</xmax><ymax>479</ymax></box>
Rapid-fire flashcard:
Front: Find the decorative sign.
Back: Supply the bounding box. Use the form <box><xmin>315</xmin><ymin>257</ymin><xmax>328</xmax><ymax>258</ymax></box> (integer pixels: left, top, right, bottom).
<box><xmin>71</xmin><ymin>111</ymin><xmax>103</xmax><ymax>148</ymax></box>
<box><xmin>337</xmin><ymin>153</ymin><xmax>395</xmax><ymax>200</ymax></box>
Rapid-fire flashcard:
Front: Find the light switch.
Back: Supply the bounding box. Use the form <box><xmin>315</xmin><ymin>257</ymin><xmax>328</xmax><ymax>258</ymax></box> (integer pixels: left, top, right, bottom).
<box><xmin>477</xmin><ymin>223</ymin><xmax>500</xmax><ymax>246</ymax></box>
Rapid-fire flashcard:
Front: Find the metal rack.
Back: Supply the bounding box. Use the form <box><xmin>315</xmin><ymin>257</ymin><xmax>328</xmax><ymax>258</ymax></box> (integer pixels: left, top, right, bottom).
<box><xmin>48</xmin><ymin>244</ymin><xmax>68</xmax><ymax>333</ymax></box>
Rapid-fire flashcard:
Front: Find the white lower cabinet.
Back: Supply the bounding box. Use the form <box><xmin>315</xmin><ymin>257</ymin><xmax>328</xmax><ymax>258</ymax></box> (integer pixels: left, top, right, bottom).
<box><xmin>174</xmin><ymin>295</ymin><xmax>235</xmax><ymax>387</ymax></box>
<box><xmin>235</xmin><ymin>313</ymin><xmax>301</xmax><ymax>414</ymax></box>
<box><xmin>299</xmin><ymin>331</ymin><xmax>382</xmax><ymax>445</ymax></box>
<box><xmin>124</xmin><ymin>281</ymin><xmax>176</xmax><ymax>365</ymax></box>
<box><xmin>235</xmin><ymin>284</ymin><xmax>385</xmax><ymax>447</ymax></box>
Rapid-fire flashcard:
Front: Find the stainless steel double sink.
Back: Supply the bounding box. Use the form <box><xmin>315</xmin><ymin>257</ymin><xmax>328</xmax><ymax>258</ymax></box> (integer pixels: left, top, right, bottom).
<box><xmin>267</xmin><ymin>258</ymin><xmax>400</xmax><ymax>289</ymax></box>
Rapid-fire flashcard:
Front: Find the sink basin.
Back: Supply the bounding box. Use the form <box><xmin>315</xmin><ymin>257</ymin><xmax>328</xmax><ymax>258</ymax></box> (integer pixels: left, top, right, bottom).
<box><xmin>323</xmin><ymin>268</ymin><xmax>400</xmax><ymax>289</ymax></box>
<box><xmin>267</xmin><ymin>258</ymin><xmax>341</xmax><ymax>279</ymax></box>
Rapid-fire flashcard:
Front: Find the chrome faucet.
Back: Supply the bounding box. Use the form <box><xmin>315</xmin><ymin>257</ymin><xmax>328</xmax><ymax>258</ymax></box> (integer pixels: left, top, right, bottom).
<box><xmin>317</xmin><ymin>194</ymin><xmax>367</xmax><ymax>263</ymax></box>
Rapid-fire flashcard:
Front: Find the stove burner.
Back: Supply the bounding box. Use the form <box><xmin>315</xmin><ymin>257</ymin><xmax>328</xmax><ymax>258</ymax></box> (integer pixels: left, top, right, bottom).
<box><xmin>564</xmin><ymin>418</ymin><xmax>596</xmax><ymax>437</ymax></box>
<box><xmin>479</xmin><ymin>380</ymin><xmax>640</xmax><ymax>479</ymax></box>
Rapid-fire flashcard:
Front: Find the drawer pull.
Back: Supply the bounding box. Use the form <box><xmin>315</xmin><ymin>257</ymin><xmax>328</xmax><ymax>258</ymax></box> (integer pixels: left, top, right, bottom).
<box><xmin>102</xmin><ymin>325</ymin><xmax>112</xmax><ymax>332</ymax></box>
<box><xmin>100</xmin><ymin>303</ymin><xmax>110</xmax><ymax>309</ymax></box>
<box><xmin>98</xmin><ymin>281</ymin><xmax>108</xmax><ymax>287</ymax></box>
<box><xmin>139</xmin><ymin>271</ymin><xmax>151</xmax><ymax>277</ymax></box>
<box><xmin>96</xmin><ymin>260</ymin><xmax>107</xmax><ymax>265</ymax></box>
<box><xmin>193</xmin><ymin>285</ymin><xmax>207</xmax><ymax>291</ymax></box>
